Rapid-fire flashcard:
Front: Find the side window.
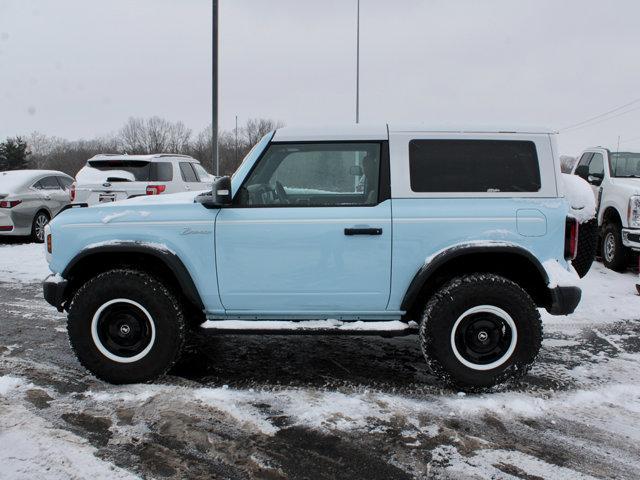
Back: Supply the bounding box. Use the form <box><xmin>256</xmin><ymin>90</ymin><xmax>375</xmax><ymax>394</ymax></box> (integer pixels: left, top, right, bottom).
<box><xmin>57</xmin><ymin>177</ymin><xmax>73</xmax><ymax>190</ymax></box>
<box><xmin>238</xmin><ymin>143</ymin><xmax>381</xmax><ymax>207</ymax></box>
<box><xmin>179</xmin><ymin>162</ymin><xmax>198</xmax><ymax>182</ymax></box>
<box><xmin>151</xmin><ymin>162</ymin><xmax>173</xmax><ymax>181</ymax></box>
<box><xmin>35</xmin><ymin>176</ymin><xmax>62</xmax><ymax>190</ymax></box>
<box><xmin>577</xmin><ymin>152</ymin><xmax>593</xmax><ymax>168</ymax></box>
<box><xmin>409</xmin><ymin>140</ymin><xmax>541</xmax><ymax>192</ymax></box>
<box><xmin>192</xmin><ymin>163</ymin><xmax>211</xmax><ymax>182</ymax></box>
<box><xmin>588</xmin><ymin>153</ymin><xmax>605</xmax><ymax>177</ymax></box>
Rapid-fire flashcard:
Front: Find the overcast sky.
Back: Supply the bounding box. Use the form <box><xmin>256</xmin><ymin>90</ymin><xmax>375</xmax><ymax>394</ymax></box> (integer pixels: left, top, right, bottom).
<box><xmin>1</xmin><ymin>0</ymin><xmax>639</xmax><ymax>155</ymax></box>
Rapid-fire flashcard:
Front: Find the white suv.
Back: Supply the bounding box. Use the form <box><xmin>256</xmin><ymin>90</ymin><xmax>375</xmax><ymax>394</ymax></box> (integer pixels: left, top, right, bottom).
<box><xmin>572</xmin><ymin>147</ymin><xmax>640</xmax><ymax>271</ymax></box>
<box><xmin>72</xmin><ymin>154</ymin><xmax>214</xmax><ymax>205</ymax></box>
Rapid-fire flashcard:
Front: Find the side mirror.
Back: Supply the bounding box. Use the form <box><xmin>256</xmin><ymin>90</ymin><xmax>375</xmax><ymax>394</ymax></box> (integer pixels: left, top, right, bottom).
<box><xmin>196</xmin><ymin>176</ymin><xmax>232</xmax><ymax>208</ymax></box>
<box><xmin>588</xmin><ymin>173</ymin><xmax>603</xmax><ymax>186</ymax></box>
<box><xmin>575</xmin><ymin>165</ymin><xmax>589</xmax><ymax>181</ymax></box>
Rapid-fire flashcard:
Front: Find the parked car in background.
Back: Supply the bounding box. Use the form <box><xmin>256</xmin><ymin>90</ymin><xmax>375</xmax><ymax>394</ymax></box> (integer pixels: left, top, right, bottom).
<box><xmin>572</xmin><ymin>148</ymin><xmax>640</xmax><ymax>271</ymax></box>
<box><xmin>0</xmin><ymin>170</ymin><xmax>73</xmax><ymax>242</ymax></box>
<box><xmin>72</xmin><ymin>154</ymin><xmax>213</xmax><ymax>205</ymax></box>
<box><xmin>44</xmin><ymin>125</ymin><xmax>581</xmax><ymax>391</ymax></box>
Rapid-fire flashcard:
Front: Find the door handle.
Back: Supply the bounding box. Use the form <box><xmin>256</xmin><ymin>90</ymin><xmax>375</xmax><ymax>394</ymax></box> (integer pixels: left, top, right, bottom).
<box><xmin>344</xmin><ymin>227</ymin><xmax>382</xmax><ymax>236</ymax></box>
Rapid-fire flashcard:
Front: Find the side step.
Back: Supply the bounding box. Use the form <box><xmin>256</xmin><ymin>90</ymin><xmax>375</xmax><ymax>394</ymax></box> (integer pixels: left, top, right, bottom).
<box><xmin>199</xmin><ymin>319</ymin><xmax>419</xmax><ymax>337</ymax></box>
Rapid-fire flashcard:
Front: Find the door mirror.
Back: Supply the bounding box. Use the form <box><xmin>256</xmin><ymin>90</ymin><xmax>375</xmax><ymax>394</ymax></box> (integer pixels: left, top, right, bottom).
<box><xmin>575</xmin><ymin>165</ymin><xmax>589</xmax><ymax>181</ymax></box>
<box><xmin>196</xmin><ymin>176</ymin><xmax>232</xmax><ymax>208</ymax></box>
<box><xmin>587</xmin><ymin>173</ymin><xmax>603</xmax><ymax>186</ymax></box>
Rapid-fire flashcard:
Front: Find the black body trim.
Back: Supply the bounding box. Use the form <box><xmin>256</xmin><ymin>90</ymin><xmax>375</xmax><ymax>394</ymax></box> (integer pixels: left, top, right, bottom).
<box><xmin>400</xmin><ymin>244</ymin><xmax>551</xmax><ymax>312</ymax></box>
<box><xmin>547</xmin><ymin>286</ymin><xmax>581</xmax><ymax>315</ymax></box>
<box><xmin>344</xmin><ymin>227</ymin><xmax>382</xmax><ymax>236</ymax></box>
<box><xmin>43</xmin><ymin>274</ymin><xmax>68</xmax><ymax>312</ymax></box>
<box><xmin>59</xmin><ymin>243</ymin><xmax>204</xmax><ymax>310</ymax></box>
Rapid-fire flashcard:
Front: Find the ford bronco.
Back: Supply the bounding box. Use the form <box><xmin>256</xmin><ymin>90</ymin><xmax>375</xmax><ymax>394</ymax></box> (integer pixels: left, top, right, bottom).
<box><xmin>43</xmin><ymin>125</ymin><xmax>582</xmax><ymax>390</ymax></box>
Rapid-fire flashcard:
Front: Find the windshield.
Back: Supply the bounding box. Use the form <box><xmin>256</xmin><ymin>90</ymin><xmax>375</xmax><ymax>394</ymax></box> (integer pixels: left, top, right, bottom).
<box><xmin>231</xmin><ymin>131</ymin><xmax>275</xmax><ymax>194</ymax></box>
<box><xmin>610</xmin><ymin>152</ymin><xmax>640</xmax><ymax>178</ymax></box>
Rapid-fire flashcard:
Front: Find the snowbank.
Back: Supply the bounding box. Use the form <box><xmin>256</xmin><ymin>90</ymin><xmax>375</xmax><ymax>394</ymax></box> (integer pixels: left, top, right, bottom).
<box><xmin>0</xmin><ymin>243</ymin><xmax>50</xmax><ymax>283</ymax></box>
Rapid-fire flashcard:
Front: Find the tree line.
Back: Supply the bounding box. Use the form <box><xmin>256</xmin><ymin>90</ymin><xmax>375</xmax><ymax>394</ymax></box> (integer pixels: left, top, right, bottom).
<box><xmin>0</xmin><ymin>117</ymin><xmax>283</xmax><ymax>176</ymax></box>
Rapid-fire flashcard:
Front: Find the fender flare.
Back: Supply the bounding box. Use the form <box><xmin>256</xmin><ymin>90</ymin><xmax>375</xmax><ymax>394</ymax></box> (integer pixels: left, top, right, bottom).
<box><xmin>400</xmin><ymin>244</ymin><xmax>550</xmax><ymax>312</ymax></box>
<box><xmin>62</xmin><ymin>243</ymin><xmax>204</xmax><ymax>310</ymax></box>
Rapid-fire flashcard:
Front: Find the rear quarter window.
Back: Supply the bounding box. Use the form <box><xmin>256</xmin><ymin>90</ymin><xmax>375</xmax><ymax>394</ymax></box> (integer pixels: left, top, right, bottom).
<box><xmin>150</xmin><ymin>162</ymin><xmax>173</xmax><ymax>182</ymax></box>
<box><xmin>409</xmin><ymin>140</ymin><xmax>541</xmax><ymax>193</ymax></box>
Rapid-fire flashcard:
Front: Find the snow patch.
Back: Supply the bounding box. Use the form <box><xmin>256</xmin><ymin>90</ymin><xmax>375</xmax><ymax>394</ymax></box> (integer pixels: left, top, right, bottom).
<box><xmin>544</xmin><ymin>259</ymin><xmax>580</xmax><ymax>288</ymax></box>
<box><xmin>0</xmin><ymin>243</ymin><xmax>50</xmax><ymax>283</ymax></box>
<box><xmin>561</xmin><ymin>173</ymin><xmax>596</xmax><ymax>223</ymax></box>
<box><xmin>101</xmin><ymin>210</ymin><xmax>151</xmax><ymax>224</ymax></box>
<box><xmin>202</xmin><ymin>319</ymin><xmax>417</xmax><ymax>331</ymax></box>
<box><xmin>0</xmin><ymin>403</ymin><xmax>139</xmax><ymax>480</ymax></box>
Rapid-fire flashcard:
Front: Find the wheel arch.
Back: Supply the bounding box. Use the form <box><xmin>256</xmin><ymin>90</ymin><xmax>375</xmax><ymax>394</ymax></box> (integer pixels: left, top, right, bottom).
<box><xmin>601</xmin><ymin>205</ymin><xmax>623</xmax><ymax>227</ymax></box>
<box><xmin>61</xmin><ymin>244</ymin><xmax>204</xmax><ymax>313</ymax></box>
<box><xmin>401</xmin><ymin>245</ymin><xmax>550</xmax><ymax>321</ymax></box>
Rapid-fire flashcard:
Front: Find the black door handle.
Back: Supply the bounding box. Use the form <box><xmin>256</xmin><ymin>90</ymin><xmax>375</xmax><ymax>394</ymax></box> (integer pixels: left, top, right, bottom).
<box><xmin>344</xmin><ymin>227</ymin><xmax>382</xmax><ymax>236</ymax></box>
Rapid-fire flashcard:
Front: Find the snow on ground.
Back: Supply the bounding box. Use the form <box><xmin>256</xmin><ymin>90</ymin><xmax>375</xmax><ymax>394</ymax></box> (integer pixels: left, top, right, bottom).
<box><xmin>0</xmin><ymin>377</ymin><xmax>138</xmax><ymax>480</ymax></box>
<box><xmin>0</xmin><ymin>242</ymin><xmax>50</xmax><ymax>283</ymax></box>
<box><xmin>1</xmin><ymin>241</ymin><xmax>640</xmax><ymax>478</ymax></box>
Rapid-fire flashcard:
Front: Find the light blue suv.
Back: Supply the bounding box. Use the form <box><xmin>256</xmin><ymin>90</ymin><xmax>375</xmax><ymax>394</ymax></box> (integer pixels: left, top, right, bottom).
<box><xmin>43</xmin><ymin>125</ymin><xmax>581</xmax><ymax>390</ymax></box>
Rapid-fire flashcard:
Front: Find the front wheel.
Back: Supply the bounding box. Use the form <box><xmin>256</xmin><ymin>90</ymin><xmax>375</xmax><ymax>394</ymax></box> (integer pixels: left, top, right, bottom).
<box><xmin>67</xmin><ymin>269</ymin><xmax>186</xmax><ymax>384</ymax></box>
<box><xmin>601</xmin><ymin>223</ymin><xmax>629</xmax><ymax>272</ymax></box>
<box><xmin>419</xmin><ymin>274</ymin><xmax>542</xmax><ymax>391</ymax></box>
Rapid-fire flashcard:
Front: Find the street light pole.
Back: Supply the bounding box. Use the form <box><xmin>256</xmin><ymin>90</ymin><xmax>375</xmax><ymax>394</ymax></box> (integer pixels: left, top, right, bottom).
<box><xmin>212</xmin><ymin>0</ymin><xmax>219</xmax><ymax>175</ymax></box>
<box><xmin>355</xmin><ymin>0</ymin><xmax>360</xmax><ymax>124</ymax></box>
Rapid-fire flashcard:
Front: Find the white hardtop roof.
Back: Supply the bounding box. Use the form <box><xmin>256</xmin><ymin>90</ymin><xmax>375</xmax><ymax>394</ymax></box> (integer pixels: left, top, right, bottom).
<box><xmin>89</xmin><ymin>153</ymin><xmax>197</xmax><ymax>162</ymax></box>
<box><xmin>272</xmin><ymin>124</ymin><xmax>556</xmax><ymax>141</ymax></box>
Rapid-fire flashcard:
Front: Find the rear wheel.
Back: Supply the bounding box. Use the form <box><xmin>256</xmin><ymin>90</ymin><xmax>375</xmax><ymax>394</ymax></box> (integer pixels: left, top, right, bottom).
<box><xmin>67</xmin><ymin>269</ymin><xmax>185</xmax><ymax>384</ymax></box>
<box><xmin>601</xmin><ymin>223</ymin><xmax>628</xmax><ymax>272</ymax></box>
<box><xmin>419</xmin><ymin>274</ymin><xmax>542</xmax><ymax>391</ymax></box>
<box><xmin>30</xmin><ymin>211</ymin><xmax>49</xmax><ymax>243</ymax></box>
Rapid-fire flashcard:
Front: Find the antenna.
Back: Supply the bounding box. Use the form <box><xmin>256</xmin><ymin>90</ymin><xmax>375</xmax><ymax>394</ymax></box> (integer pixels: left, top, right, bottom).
<box><xmin>617</xmin><ymin>135</ymin><xmax>621</xmax><ymax>152</ymax></box>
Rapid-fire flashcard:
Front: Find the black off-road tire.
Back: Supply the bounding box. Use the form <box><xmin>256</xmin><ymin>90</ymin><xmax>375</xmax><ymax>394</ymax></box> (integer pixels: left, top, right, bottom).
<box><xmin>601</xmin><ymin>223</ymin><xmax>629</xmax><ymax>272</ymax></box>
<box><xmin>419</xmin><ymin>274</ymin><xmax>542</xmax><ymax>392</ymax></box>
<box><xmin>67</xmin><ymin>269</ymin><xmax>186</xmax><ymax>384</ymax></box>
<box><xmin>30</xmin><ymin>210</ymin><xmax>49</xmax><ymax>243</ymax></box>
<box><xmin>572</xmin><ymin>218</ymin><xmax>597</xmax><ymax>278</ymax></box>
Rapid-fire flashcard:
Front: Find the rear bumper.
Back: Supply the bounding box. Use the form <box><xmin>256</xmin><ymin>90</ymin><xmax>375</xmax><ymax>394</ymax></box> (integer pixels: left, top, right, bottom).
<box><xmin>43</xmin><ymin>274</ymin><xmax>68</xmax><ymax>312</ymax></box>
<box><xmin>546</xmin><ymin>286</ymin><xmax>582</xmax><ymax>315</ymax></box>
<box><xmin>622</xmin><ymin>229</ymin><xmax>640</xmax><ymax>251</ymax></box>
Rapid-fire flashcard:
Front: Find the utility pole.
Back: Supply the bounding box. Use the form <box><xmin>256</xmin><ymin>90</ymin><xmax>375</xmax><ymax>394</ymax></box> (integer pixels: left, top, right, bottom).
<box><xmin>355</xmin><ymin>0</ymin><xmax>360</xmax><ymax>124</ymax></box>
<box><xmin>235</xmin><ymin>115</ymin><xmax>238</xmax><ymax>164</ymax></box>
<box><xmin>212</xmin><ymin>0</ymin><xmax>219</xmax><ymax>175</ymax></box>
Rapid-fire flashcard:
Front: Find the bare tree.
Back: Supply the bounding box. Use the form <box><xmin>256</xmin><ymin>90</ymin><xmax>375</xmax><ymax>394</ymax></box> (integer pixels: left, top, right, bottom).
<box><xmin>560</xmin><ymin>155</ymin><xmax>577</xmax><ymax>173</ymax></box>
<box><xmin>118</xmin><ymin>117</ymin><xmax>192</xmax><ymax>154</ymax></box>
<box><xmin>244</xmin><ymin>118</ymin><xmax>284</xmax><ymax>146</ymax></box>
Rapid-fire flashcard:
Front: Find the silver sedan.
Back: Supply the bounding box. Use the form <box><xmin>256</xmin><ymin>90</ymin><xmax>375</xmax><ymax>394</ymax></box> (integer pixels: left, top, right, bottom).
<box><xmin>0</xmin><ymin>170</ymin><xmax>74</xmax><ymax>243</ymax></box>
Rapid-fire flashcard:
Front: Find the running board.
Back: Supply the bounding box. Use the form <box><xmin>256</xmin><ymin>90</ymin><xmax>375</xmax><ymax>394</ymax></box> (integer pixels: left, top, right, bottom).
<box><xmin>199</xmin><ymin>319</ymin><xmax>419</xmax><ymax>337</ymax></box>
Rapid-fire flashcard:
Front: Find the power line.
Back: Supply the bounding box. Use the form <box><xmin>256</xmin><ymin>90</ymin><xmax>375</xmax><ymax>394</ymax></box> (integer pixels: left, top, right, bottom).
<box><xmin>559</xmin><ymin>97</ymin><xmax>640</xmax><ymax>132</ymax></box>
<box><xmin>560</xmin><ymin>104</ymin><xmax>640</xmax><ymax>134</ymax></box>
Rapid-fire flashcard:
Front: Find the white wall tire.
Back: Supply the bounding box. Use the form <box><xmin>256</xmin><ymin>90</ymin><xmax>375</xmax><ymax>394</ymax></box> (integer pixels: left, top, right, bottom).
<box><xmin>449</xmin><ymin>305</ymin><xmax>518</xmax><ymax>371</ymax></box>
<box><xmin>90</xmin><ymin>299</ymin><xmax>157</xmax><ymax>364</ymax></box>
<box><xmin>67</xmin><ymin>269</ymin><xmax>185</xmax><ymax>384</ymax></box>
<box><xmin>419</xmin><ymin>274</ymin><xmax>542</xmax><ymax>391</ymax></box>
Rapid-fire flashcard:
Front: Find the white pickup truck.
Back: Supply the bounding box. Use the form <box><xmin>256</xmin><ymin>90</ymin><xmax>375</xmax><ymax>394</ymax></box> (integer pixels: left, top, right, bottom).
<box><xmin>572</xmin><ymin>148</ymin><xmax>640</xmax><ymax>271</ymax></box>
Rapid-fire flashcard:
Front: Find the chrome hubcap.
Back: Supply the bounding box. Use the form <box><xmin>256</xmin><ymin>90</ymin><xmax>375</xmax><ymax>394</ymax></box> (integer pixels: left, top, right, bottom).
<box><xmin>604</xmin><ymin>233</ymin><xmax>616</xmax><ymax>263</ymax></box>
